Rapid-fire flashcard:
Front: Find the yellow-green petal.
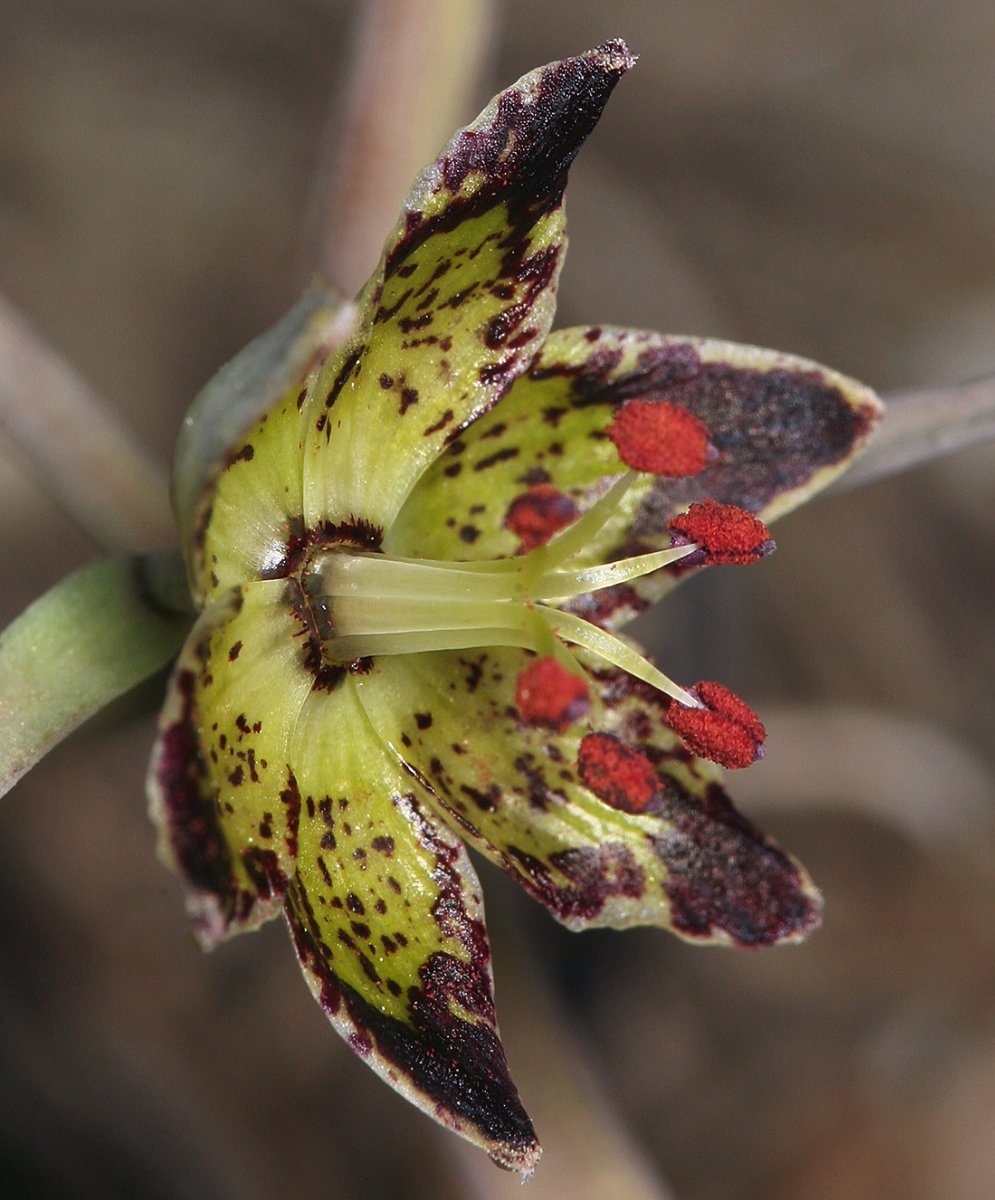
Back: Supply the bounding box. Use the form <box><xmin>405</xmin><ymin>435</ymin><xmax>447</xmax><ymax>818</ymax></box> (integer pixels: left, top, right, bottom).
<box><xmin>284</xmin><ymin>676</ymin><xmax>539</xmax><ymax>1173</ymax></box>
<box><xmin>352</xmin><ymin>648</ymin><xmax>821</xmax><ymax>946</ymax></box>
<box><xmin>298</xmin><ymin>42</ymin><xmax>635</xmax><ymax>534</ymax></box>
<box><xmin>393</xmin><ymin>329</ymin><xmax>881</xmax><ymax>622</ymax></box>
<box><xmin>148</xmin><ymin>579</ymin><xmax>315</xmax><ymax>945</ymax></box>
<box><xmin>178</xmin><ymin>289</ymin><xmax>357</xmax><ymax>606</ymax></box>
<box><xmin>191</xmin><ymin>385</ymin><xmax>307</xmax><ymax>605</ymax></box>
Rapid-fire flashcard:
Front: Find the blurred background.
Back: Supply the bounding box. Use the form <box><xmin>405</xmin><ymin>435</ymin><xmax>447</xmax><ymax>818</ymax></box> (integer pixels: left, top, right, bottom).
<box><xmin>2</xmin><ymin>2</ymin><xmax>993</xmax><ymax>1197</ymax></box>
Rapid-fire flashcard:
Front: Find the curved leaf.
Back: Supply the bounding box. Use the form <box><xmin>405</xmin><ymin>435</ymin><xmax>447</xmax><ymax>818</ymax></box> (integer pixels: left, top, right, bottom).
<box><xmin>0</xmin><ymin>556</ymin><xmax>191</xmax><ymax>797</ymax></box>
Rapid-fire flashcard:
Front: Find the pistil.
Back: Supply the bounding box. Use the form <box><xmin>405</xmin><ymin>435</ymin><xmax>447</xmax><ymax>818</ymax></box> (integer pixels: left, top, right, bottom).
<box><xmin>304</xmin><ymin>432</ymin><xmax>776</xmax><ymax>770</ymax></box>
<box><xmin>308</xmin><ymin>471</ymin><xmax>703</xmax><ymax>708</ymax></box>
<box><xmin>311</xmin><ymin>539</ymin><xmax>699</xmax><ymax>705</ymax></box>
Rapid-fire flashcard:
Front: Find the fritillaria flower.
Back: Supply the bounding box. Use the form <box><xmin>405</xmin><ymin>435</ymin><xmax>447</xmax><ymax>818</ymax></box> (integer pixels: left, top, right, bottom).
<box><xmin>148</xmin><ymin>41</ymin><xmax>880</xmax><ymax>1172</ymax></box>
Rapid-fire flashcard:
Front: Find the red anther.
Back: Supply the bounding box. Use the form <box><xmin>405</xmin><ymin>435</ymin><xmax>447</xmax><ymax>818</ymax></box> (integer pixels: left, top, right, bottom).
<box><xmin>515</xmin><ymin>657</ymin><xmax>590</xmax><ymax>732</ymax></box>
<box><xmin>664</xmin><ymin>681</ymin><xmax>766</xmax><ymax>769</ymax></box>
<box><xmin>606</xmin><ymin>400</ymin><xmax>713</xmax><ymax>476</ymax></box>
<box><xmin>667</xmin><ymin>500</ymin><xmax>774</xmax><ymax>565</ymax></box>
<box><xmin>504</xmin><ymin>484</ymin><xmax>578</xmax><ymax>550</ymax></box>
<box><xmin>577</xmin><ymin>732</ymin><xmax>660</xmax><ymax>813</ymax></box>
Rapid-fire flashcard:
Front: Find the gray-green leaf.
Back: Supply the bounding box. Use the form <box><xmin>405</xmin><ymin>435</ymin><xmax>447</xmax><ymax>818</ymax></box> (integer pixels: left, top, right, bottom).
<box><xmin>0</xmin><ymin>556</ymin><xmax>192</xmax><ymax>797</ymax></box>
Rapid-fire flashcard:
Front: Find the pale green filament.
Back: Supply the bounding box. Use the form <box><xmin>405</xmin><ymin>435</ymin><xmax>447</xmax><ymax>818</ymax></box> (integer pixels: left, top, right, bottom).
<box><xmin>309</xmin><ymin>478</ymin><xmax>702</xmax><ymax>708</ymax></box>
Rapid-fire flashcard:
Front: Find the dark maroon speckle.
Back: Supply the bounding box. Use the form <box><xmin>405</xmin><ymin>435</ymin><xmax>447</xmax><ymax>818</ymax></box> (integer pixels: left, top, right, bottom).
<box><xmin>652</xmin><ymin>780</ymin><xmax>821</xmax><ymax>946</ymax></box>
<box><xmin>505</xmin><ymin>841</ymin><xmax>645</xmax><ymax>922</ymax></box>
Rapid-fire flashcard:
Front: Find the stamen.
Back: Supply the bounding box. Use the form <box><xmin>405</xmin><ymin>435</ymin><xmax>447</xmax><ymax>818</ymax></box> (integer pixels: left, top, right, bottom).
<box><xmin>577</xmin><ymin>732</ymin><xmax>660</xmax><ymax>813</ymax></box>
<box><xmin>504</xmin><ymin>484</ymin><xmax>578</xmax><ymax>550</ymax></box>
<box><xmin>606</xmin><ymin>400</ymin><xmax>714</xmax><ymax>476</ymax></box>
<box><xmin>663</xmin><ymin>680</ymin><xmax>766</xmax><ymax>768</ymax></box>
<box><xmin>515</xmin><ymin>657</ymin><xmax>590</xmax><ymax>731</ymax></box>
<box><xmin>667</xmin><ymin>501</ymin><xmax>774</xmax><ymax>566</ymax></box>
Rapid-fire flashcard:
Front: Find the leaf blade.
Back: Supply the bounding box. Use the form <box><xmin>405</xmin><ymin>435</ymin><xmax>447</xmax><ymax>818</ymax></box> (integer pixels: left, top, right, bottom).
<box><xmin>0</xmin><ymin>556</ymin><xmax>191</xmax><ymax>797</ymax></box>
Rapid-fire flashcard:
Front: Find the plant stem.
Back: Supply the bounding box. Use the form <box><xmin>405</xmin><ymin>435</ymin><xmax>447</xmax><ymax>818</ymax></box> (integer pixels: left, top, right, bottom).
<box><xmin>832</xmin><ymin>371</ymin><xmax>995</xmax><ymax>493</ymax></box>
<box><xmin>0</xmin><ymin>292</ymin><xmax>175</xmax><ymax>553</ymax></box>
<box><xmin>446</xmin><ymin>925</ymin><xmax>678</xmax><ymax>1199</ymax></box>
<box><xmin>308</xmin><ymin>0</ymin><xmax>498</xmax><ymax>295</ymax></box>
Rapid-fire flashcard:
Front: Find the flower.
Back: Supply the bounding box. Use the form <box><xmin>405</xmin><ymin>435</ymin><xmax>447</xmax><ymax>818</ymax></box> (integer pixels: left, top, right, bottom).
<box><xmin>148</xmin><ymin>41</ymin><xmax>881</xmax><ymax>1174</ymax></box>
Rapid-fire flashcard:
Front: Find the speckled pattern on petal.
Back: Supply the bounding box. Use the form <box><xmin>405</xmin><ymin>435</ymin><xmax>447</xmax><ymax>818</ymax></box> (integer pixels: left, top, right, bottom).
<box><xmin>149</xmin><ymin>581</ymin><xmax>313</xmax><ymax>944</ymax></box>
<box><xmin>299</xmin><ymin>43</ymin><xmax>635</xmax><ymax>535</ymax></box>
<box><xmin>353</xmin><ymin>648</ymin><xmax>821</xmax><ymax>946</ymax></box>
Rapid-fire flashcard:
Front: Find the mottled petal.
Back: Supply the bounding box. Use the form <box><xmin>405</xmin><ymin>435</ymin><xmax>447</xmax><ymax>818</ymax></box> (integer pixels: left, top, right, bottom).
<box><xmin>352</xmin><ymin>649</ymin><xmax>821</xmax><ymax>946</ymax></box>
<box><xmin>392</xmin><ymin>329</ymin><xmax>881</xmax><ymax>623</ymax></box>
<box><xmin>148</xmin><ymin>580</ymin><xmax>314</xmax><ymax>945</ymax></box>
<box><xmin>284</xmin><ymin>677</ymin><xmax>539</xmax><ymax>1173</ymax></box>
<box><xmin>300</xmin><ymin>42</ymin><xmax>635</xmax><ymax>534</ymax></box>
<box><xmin>176</xmin><ymin>289</ymin><xmax>355</xmax><ymax>602</ymax></box>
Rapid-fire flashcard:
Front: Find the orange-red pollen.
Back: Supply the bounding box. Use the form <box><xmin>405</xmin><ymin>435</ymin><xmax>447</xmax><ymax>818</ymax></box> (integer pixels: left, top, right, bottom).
<box><xmin>515</xmin><ymin>657</ymin><xmax>590</xmax><ymax>732</ymax></box>
<box><xmin>577</xmin><ymin>732</ymin><xmax>660</xmax><ymax>813</ymax></box>
<box><xmin>667</xmin><ymin>500</ymin><xmax>774</xmax><ymax>565</ymax></box>
<box><xmin>504</xmin><ymin>483</ymin><xmax>579</xmax><ymax>550</ymax></box>
<box><xmin>606</xmin><ymin>400</ymin><xmax>713</xmax><ymax>476</ymax></box>
<box><xmin>664</xmin><ymin>680</ymin><xmax>766</xmax><ymax>769</ymax></box>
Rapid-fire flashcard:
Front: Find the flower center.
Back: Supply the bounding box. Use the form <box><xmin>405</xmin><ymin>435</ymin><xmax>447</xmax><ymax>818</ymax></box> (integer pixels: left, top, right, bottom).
<box><xmin>305</xmin><ymin>474</ymin><xmax>702</xmax><ymax>708</ymax></box>
<box><xmin>298</xmin><ymin>392</ymin><xmax>777</xmax><ymax>772</ymax></box>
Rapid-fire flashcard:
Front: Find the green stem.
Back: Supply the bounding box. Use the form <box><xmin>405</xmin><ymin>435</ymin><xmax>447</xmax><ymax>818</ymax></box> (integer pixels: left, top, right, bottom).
<box><xmin>0</xmin><ymin>557</ymin><xmax>192</xmax><ymax>799</ymax></box>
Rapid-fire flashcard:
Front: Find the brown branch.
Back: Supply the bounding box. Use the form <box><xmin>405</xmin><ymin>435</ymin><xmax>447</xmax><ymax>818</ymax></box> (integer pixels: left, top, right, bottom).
<box><xmin>832</xmin><ymin>371</ymin><xmax>995</xmax><ymax>493</ymax></box>
<box><xmin>0</xmin><ymin>293</ymin><xmax>175</xmax><ymax>553</ymax></box>
<box><xmin>307</xmin><ymin>0</ymin><xmax>499</xmax><ymax>295</ymax></box>
<box><xmin>444</xmin><ymin>934</ymin><xmax>679</xmax><ymax>1199</ymax></box>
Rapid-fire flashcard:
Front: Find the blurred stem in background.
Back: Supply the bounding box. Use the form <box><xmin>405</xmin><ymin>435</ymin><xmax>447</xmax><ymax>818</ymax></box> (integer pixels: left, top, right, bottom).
<box><xmin>307</xmin><ymin>0</ymin><xmax>498</xmax><ymax>295</ymax></box>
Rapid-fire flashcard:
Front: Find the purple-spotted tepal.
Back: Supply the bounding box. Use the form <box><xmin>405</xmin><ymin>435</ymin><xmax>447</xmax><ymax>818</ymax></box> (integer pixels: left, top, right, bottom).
<box><xmin>149</xmin><ymin>41</ymin><xmax>881</xmax><ymax>1173</ymax></box>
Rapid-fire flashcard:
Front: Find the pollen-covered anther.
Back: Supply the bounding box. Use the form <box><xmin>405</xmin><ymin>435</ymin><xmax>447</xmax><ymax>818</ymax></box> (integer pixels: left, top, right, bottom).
<box><xmin>577</xmin><ymin>732</ymin><xmax>660</xmax><ymax>813</ymax></box>
<box><xmin>667</xmin><ymin>500</ymin><xmax>775</xmax><ymax>565</ymax></box>
<box><xmin>606</xmin><ymin>399</ymin><xmax>714</xmax><ymax>476</ymax></box>
<box><xmin>516</xmin><ymin>657</ymin><xmax>590</xmax><ymax>732</ymax></box>
<box><xmin>664</xmin><ymin>681</ymin><xmax>766</xmax><ymax>769</ymax></box>
<box><xmin>504</xmin><ymin>484</ymin><xmax>579</xmax><ymax>550</ymax></box>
